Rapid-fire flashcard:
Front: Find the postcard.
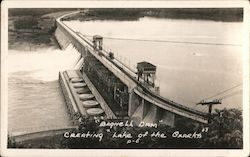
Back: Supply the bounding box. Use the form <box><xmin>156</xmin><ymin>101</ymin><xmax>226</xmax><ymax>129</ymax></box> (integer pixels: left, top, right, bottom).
<box><xmin>1</xmin><ymin>1</ymin><xmax>249</xmax><ymax>157</ymax></box>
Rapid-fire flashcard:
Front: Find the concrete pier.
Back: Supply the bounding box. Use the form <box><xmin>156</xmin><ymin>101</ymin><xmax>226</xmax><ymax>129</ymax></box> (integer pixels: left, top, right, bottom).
<box><xmin>59</xmin><ymin>70</ymin><xmax>117</xmax><ymax>119</ymax></box>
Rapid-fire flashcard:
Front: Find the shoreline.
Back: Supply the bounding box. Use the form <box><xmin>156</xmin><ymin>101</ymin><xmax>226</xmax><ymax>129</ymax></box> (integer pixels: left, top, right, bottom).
<box><xmin>8</xmin><ymin>10</ymin><xmax>76</xmax><ymax>51</ymax></box>
<box><xmin>8</xmin><ymin>8</ymin><xmax>243</xmax><ymax>51</ymax></box>
<box><xmin>62</xmin><ymin>8</ymin><xmax>243</xmax><ymax>22</ymax></box>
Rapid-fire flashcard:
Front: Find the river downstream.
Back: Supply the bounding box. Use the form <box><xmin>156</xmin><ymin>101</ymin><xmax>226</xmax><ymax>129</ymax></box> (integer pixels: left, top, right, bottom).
<box><xmin>8</xmin><ymin>46</ymin><xmax>80</xmax><ymax>133</ymax></box>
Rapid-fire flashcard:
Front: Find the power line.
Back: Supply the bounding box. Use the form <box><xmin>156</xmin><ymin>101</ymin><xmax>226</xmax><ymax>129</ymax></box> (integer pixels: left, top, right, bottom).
<box><xmin>200</xmin><ymin>106</ymin><xmax>208</xmax><ymax>113</ymax></box>
<box><xmin>79</xmin><ymin>31</ymin><xmax>242</xmax><ymax>112</ymax></box>
<box><xmin>83</xmin><ymin>34</ymin><xmax>241</xmax><ymax>46</ymax></box>
<box><xmin>218</xmin><ymin>90</ymin><xmax>242</xmax><ymax>100</ymax></box>
<box><xmin>201</xmin><ymin>83</ymin><xmax>242</xmax><ymax>101</ymax></box>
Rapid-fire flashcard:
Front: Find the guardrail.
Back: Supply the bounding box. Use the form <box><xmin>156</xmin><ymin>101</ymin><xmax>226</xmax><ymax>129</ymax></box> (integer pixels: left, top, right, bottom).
<box><xmin>55</xmin><ymin>11</ymin><xmax>208</xmax><ymax>123</ymax></box>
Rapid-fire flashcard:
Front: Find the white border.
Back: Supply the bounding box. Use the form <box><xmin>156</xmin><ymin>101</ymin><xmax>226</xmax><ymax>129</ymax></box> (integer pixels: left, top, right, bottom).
<box><xmin>1</xmin><ymin>1</ymin><xmax>249</xmax><ymax>157</ymax></box>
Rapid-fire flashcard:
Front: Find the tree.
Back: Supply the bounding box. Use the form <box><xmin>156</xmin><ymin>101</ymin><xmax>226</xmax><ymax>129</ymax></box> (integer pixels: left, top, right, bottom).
<box><xmin>13</xmin><ymin>16</ymin><xmax>38</xmax><ymax>30</ymax></box>
<box><xmin>201</xmin><ymin>108</ymin><xmax>243</xmax><ymax>148</ymax></box>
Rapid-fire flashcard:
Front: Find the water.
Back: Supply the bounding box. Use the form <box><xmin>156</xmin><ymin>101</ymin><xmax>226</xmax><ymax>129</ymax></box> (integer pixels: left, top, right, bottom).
<box><xmin>8</xmin><ymin>17</ymin><xmax>243</xmax><ymax>132</ymax></box>
<box><xmin>8</xmin><ymin>45</ymin><xmax>81</xmax><ymax>133</ymax></box>
<box><xmin>64</xmin><ymin>17</ymin><xmax>243</xmax><ymax>111</ymax></box>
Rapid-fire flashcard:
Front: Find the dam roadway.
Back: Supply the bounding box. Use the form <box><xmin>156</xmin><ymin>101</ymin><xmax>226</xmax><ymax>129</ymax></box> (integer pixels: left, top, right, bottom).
<box><xmin>9</xmin><ymin>11</ymin><xmax>209</xmax><ymax>143</ymax></box>
<box><xmin>55</xmin><ymin>11</ymin><xmax>208</xmax><ymax>125</ymax></box>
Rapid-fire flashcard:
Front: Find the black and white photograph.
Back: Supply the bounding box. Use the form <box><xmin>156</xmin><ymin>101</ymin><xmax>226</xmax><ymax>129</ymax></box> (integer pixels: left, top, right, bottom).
<box><xmin>1</xmin><ymin>1</ymin><xmax>249</xmax><ymax>157</ymax></box>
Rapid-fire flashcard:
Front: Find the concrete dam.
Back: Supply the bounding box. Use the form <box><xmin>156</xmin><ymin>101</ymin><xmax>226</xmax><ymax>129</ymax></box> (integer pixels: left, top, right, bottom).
<box><xmin>9</xmin><ymin>11</ymin><xmax>209</xmax><ymax>144</ymax></box>
<box><xmin>55</xmin><ymin>11</ymin><xmax>208</xmax><ymax>127</ymax></box>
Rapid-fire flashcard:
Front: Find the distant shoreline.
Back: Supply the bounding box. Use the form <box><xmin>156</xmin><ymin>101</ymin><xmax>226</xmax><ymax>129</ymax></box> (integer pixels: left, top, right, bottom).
<box><xmin>8</xmin><ymin>8</ymin><xmax>243</xmax><ymax>51</ymax></box>
<box><xmin>62</xmin><ymin>8</ymin><xmax>243</xmax><ymax>22</ymax></box>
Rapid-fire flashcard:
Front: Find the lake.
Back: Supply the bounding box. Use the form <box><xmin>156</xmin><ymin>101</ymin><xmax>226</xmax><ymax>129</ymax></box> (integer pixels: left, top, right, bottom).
<box><xmin>64</xmin><ymin>17</ymin><xmax>243</xmax><ymax>111</ymax></box>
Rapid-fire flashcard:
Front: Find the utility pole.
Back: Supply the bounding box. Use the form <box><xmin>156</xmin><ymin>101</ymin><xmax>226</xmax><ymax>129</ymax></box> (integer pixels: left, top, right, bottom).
<box><xmin>197</xmin><ymin>99</ymin><xmax>222</xmax><ymax>123</ymax></box>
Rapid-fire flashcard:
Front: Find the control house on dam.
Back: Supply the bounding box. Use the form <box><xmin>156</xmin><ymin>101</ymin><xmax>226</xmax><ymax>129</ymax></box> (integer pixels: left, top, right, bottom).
<box><xmin>57</xmin><ymin>11</ymin><xmax>208</xmax><ymax>128</ymax></box>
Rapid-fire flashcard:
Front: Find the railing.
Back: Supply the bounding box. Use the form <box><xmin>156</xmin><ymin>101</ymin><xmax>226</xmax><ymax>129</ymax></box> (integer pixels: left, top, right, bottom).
<box><xmin>56</xmin><ymin>12</ymin><xmax>208</xmax><ymax>123</ymax></box>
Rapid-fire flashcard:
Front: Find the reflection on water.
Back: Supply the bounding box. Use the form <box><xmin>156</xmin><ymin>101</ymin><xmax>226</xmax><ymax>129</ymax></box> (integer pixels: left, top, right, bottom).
<box><xmin>8</xmin><ymin>45</ymin><xmax>80</xmax><ymax>132</ymax></box>
<box><xmin>64</xmin><ymin>17</ymin><xmax>243</xmax><ymax>111</ymax></box>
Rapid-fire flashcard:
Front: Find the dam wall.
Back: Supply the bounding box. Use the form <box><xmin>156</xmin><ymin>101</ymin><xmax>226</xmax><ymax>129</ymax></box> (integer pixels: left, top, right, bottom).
<box><xmin>54</xmin><ymin>12</ymin><xmax>208</xmax><ymax>127</ymax></box>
